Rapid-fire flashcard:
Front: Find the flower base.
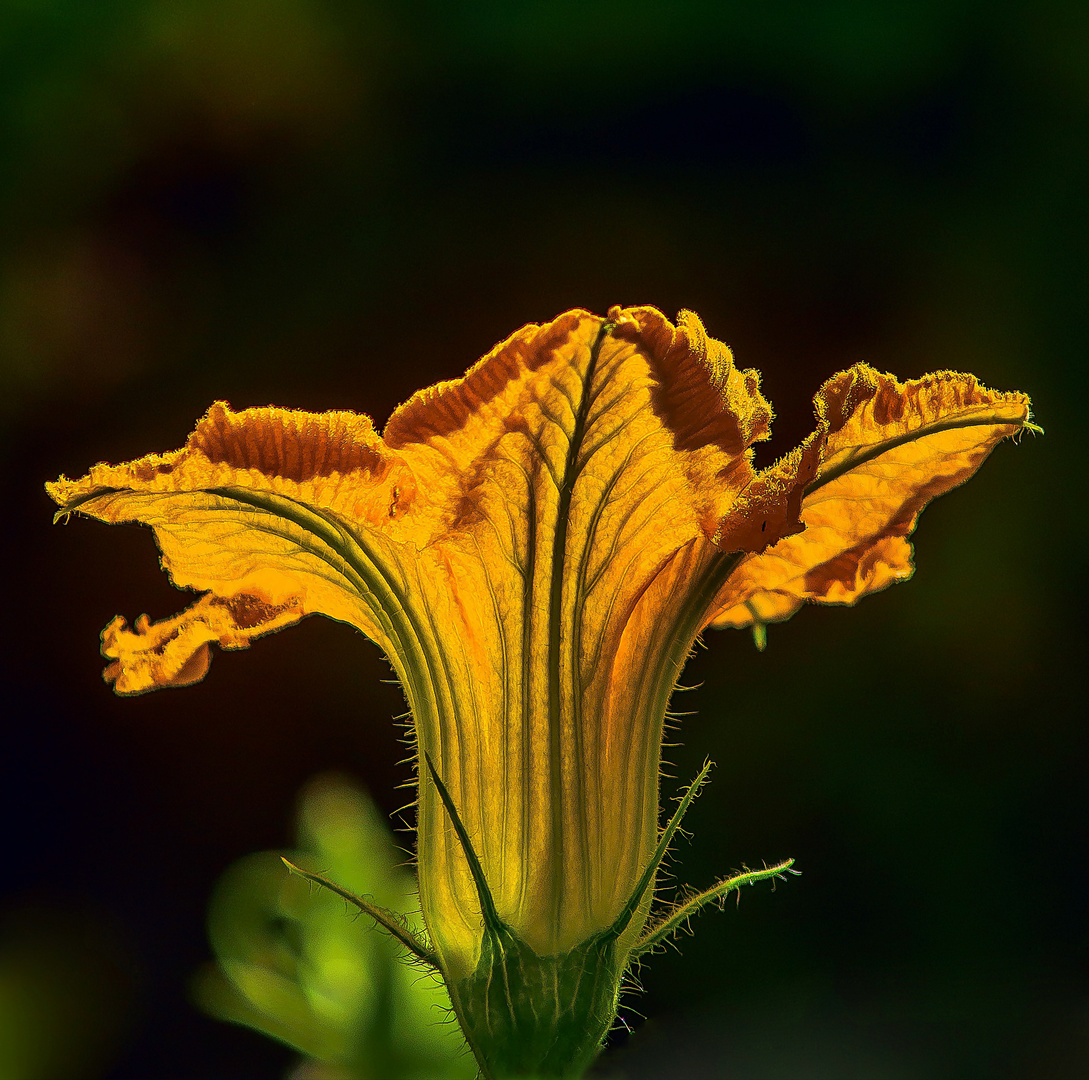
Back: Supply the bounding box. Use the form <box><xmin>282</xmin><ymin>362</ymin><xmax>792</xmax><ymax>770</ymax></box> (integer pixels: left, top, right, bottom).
<box><xmin>449</xmin><ymin>925</ymin><xmax>620</xmax><ymax>1080</ymax></box>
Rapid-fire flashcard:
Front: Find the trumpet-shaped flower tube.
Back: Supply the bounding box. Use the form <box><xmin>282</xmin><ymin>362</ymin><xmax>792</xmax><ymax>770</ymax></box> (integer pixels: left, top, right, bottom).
<box><xmin>48</xmin><ymin>306</ymin><xmax>1033</xmax><ymax>1078</ymax></box>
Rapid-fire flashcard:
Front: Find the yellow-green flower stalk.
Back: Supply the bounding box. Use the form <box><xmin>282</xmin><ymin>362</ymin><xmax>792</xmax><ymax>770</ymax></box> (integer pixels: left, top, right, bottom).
<box><xmin>47</xmin><ymin>306</ymin><xmax>1034</xmax><ymax>1079</ymax></box>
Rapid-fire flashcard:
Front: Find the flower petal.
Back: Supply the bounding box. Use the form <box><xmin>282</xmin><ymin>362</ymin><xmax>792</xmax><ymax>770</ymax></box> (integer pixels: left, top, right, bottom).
<box><xmin>706</xmin><ymin>365</ymin><xmax>1032</xmax><ymax>631</ymax></box>
<box><xmin>100</xmin><ymin>592</ymin><xmax>305</xmax><ymax>695</ymax></box>
<box><xmin>46</xmin><ymin>404</ymin><xmax>427</xmax><ymax>687</ymax></box>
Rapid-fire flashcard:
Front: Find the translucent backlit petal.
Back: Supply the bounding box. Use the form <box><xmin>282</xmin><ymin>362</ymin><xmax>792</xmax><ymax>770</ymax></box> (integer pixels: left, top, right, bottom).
<box><xmin>706</xmin><ymin>365</ymin><xmax>1032</xmax><ymax>631</ymax></box>
<box><xmin>47</xmin><ymin>405</ymin><xmax>414</xmax><ymax>673</ymax></box>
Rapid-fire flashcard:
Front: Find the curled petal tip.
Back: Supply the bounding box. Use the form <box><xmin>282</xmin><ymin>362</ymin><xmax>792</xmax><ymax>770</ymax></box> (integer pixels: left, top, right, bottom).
<box><xmin>98</xmin><ymin>593</ymin><xmax>304</xmax><ymax>695</ymax></box>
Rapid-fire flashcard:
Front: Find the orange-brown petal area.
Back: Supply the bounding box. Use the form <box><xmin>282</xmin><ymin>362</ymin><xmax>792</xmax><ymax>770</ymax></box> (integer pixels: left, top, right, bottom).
<box><xmin>706</xmin><ymin>364</ymin><xmax>1032</xmax><ymax>631</ymax></box>
<box><xmin>101</xmin><ymin>592</ymin><xmax>304</xmax><ymax>695</ymax></box>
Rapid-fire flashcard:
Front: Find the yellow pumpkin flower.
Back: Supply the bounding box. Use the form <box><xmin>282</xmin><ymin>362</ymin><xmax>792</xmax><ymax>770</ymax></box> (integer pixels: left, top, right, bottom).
<box><xmin>47</xmin><ymin>305</ymin><xmax>1033</xmax><ymax>1079</ymax></box>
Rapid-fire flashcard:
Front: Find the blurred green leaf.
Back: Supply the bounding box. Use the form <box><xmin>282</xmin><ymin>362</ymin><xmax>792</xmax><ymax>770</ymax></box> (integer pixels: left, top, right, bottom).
<box><xmin>193</xmin><ymin>773</ymin><xmax>475</xmax><ymax>1080</ymax></box>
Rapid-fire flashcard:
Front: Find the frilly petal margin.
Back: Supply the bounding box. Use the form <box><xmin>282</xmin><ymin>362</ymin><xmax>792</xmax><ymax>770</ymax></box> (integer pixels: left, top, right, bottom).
<box><xmin>706</xmin><ymin>364</ymin><xmax>1034</xmax><ymax>632</ymax></box>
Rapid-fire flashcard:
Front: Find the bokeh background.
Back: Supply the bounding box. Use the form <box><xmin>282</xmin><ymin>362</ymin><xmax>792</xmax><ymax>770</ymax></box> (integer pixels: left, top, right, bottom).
<box><xmin>2</xmin><ymin>2</ymin><xmax>1086</xmax><ymax>1077</ymax></box>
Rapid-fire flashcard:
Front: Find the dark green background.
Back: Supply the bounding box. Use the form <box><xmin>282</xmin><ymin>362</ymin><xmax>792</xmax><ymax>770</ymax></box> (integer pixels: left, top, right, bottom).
<box><xmin>3</xmin><ymin>2</ymin><xmax>1085</xmax><ymax>1077</ymax></box>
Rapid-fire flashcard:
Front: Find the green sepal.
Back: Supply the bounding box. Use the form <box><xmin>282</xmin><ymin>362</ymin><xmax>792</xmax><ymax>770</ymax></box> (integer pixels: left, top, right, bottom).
<box><xmin>632</xmin><ymin>858</ymin><xmax>797</xmax><ymax>958</ymax></box>
<box><xmin>280</xmin><ymin>857</ymin><xmax>439</xmax><ymax>968</ymax></box>
<box><xmin>601</xmin><ymin>759</ymin><xmax>713</xmax><ymax>946</ymax></box>
<box><xmin>424</xmin><ymin>753</ymin><xmax>505</xmax><ymax>935</ymax></box>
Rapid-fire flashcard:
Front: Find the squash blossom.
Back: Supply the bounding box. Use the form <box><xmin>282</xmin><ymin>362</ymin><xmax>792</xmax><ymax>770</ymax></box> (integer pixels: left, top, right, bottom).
<box><xmin>47</xmin><ymin>306</ymin><xmax>1034</xmax><ymax>1079</ymax></box>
